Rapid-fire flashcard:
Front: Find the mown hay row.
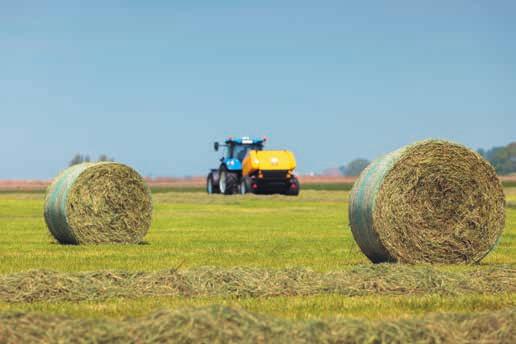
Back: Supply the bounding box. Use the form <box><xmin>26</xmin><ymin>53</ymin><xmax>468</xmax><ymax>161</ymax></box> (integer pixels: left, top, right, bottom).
<box><xmin>1</xmin><ymin>305</ymin><xmax>514</xmax><ymax>344</ymax></box>
<box><xmin>1</xmin><ymin>265</ymin><xmax>514</xmax><ymax>303</ymax></box>
<box><xmin>44</xmin><ymin>162</ymin><xmax>152</xmax><ymax>244</ymax></box>
<box><xmin>349</xmin><ymin>140</ymin><xmax>505</xmax><ymax>264</ymax></box>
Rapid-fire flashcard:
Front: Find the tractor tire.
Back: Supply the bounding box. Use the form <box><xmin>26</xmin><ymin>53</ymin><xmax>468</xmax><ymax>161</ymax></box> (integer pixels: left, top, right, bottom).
<box><xmin>206</xmin><ymin>173</ymin><xmax>220</xmax><ymax>194</ymax></box>
<box><xmin>285</xmin><ymin>176</ymin><xmax>300</xmax><ymax>196</ymax></box>
<box><xmin>219</xmin><ymin>167</ymin><xmax>239</xmax><ymax>195</ymax></box>
<box><xmin>240</xmin><ymin>176</ymin><xmax>252</xmax><ymax>195</ymax></box>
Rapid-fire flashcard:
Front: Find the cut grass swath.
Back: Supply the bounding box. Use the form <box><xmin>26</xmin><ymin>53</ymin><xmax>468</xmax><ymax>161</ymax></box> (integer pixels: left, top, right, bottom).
<box><xmin>1</xmin><ymin>305</ymin><xmax>514</xmax><ymax>344</ymax></box>
<box><xmin>1</xmin><ymin>265</ymin><xmax>514</xmax><ymax>303</ymax></box>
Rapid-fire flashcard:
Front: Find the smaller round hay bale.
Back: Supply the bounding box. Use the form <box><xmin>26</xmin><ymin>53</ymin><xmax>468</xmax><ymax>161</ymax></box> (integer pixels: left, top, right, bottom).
<box><xmin>44</xmin><ymin>162</ymin><xmax>152</xmax><ymax>244</ymax></box>
<box><xmin>349</xmin><ymin>140</ymin><xmax>505</xmax><ymax>264</ymax></box>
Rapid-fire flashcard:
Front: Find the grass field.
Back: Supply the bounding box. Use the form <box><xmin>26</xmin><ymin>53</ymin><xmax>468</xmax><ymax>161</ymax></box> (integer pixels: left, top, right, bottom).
<box><xmin>0</xmin><ymin>188</ymin><xmax>514</xmax><ymax>342</ymax></box>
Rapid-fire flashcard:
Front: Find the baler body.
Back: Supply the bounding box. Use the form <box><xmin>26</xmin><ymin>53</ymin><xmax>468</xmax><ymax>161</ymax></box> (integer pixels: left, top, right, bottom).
<box><xmin>241</xmin><ymin>150</ymin><xmax>299</xmax><ymax>195</ymax></box>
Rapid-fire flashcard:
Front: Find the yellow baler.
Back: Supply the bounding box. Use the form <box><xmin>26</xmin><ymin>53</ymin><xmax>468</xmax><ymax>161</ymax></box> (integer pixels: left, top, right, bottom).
<box><xmin>241</xmin><ymin>150</ymin><xmax>300</xmax><ymax>195</ymax></box>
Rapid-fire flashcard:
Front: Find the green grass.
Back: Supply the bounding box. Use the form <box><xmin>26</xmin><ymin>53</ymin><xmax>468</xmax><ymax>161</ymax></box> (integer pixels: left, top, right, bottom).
<box><xmin>0</xmin><ymin>190</ymin><xmax>514</xmax><ymax>321</ymax></box>
<box><xmin>503</xmin><ymin>180</ymin><xmax>516</xmax><ymax>188</ymax></box>
<box><xmin>148</xmin><ymin>183</ymin><xmax>355</xmax><ymax>193</ymax></box>
<box><xmin>2</xmin><ymin>294</ymin><xmax>512</xmax><ymax>320</ymax></box>
<box><xmin>0</xmin><ymin>191</ymin><xmax>359</xmax><ymax>273</ymax></box>
<box><xmin>2</xmin><ymin>180</ymin><xmax>512</xmax><ymax>194</ymax></box>
<box><xmin>149</xmin><ymin>180</ymin><xmax>516</xmax><ymax>193</ymax></box>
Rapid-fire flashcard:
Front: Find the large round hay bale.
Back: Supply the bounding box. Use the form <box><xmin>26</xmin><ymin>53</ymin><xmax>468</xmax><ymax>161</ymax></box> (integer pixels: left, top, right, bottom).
<box><xmin>44</xmin><ymin>162</ymin><xmax>152</xmax><ymax>244</ymax></box>
<box><xmin>349</xmin><ymin>140</ymin><xmax>505</xmax><ymax>264</ymax></box>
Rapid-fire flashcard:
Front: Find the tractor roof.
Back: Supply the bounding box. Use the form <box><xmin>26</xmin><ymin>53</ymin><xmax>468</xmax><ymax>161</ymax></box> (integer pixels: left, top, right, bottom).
<box><xmin>225</xmin><ymin>137</ymin><xmax>266</xmax><ymax>145</ymax></box>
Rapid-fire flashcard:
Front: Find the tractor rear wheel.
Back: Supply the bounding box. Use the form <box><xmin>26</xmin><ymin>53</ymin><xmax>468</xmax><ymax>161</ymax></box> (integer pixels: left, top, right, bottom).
<box><xmin>285</xmin><ymin>176</ymin><xmax>300</xmax><ymax>196</ymax></box>
<box><xmin>219</xmin><ymin>167</ymin><xmax>239</xmax><ymax>195</ymax></box>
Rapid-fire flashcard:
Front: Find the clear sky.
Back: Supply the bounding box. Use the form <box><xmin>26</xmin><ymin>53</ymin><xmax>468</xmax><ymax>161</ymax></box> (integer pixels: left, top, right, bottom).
<box><xmin>1</xmin><ymin>1</ymin><xmax>515</xmax><ymax>179</ymax></box>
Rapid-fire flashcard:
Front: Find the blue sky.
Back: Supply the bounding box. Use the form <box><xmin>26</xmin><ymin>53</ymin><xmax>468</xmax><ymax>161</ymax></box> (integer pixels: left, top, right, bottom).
<box><xmin>1</xmin><ymin>1</ymin><xmax>515</xmax><ymax>179</ymax></box>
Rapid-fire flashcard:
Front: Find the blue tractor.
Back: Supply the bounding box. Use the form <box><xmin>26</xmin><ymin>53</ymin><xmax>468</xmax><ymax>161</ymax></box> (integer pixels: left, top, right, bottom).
<box><xmin>207</xmin><ymin>137</ymin><xmax>300</xmax><ymax>195</ymax></box>
<box><xmin>207</xmin><ymin>137</ymin><xmax>265</xmax><ymax>195</ymax></box>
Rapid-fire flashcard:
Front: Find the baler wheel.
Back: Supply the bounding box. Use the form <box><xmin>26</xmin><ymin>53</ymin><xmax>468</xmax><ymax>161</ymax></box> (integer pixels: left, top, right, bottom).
<box><xmin>285</xmin><ymin>176</ymin><xmax>300</xmax><ymax>196</ymax></box>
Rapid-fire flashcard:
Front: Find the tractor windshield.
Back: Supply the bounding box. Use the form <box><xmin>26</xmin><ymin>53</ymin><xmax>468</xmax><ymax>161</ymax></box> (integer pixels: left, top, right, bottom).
<box><xmin>233</xmin><ymin>144</ymin><xmax>262</xmax><ymax>161</ymax></box>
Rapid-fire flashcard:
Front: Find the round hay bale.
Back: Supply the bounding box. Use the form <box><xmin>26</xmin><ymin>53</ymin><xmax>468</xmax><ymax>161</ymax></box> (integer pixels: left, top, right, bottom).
<box><xmin>349</xmin><ymin>140</ymin><xmax>505</xmax><ymax>264</ymax></box>
<box><xmin>44</xmin><ymin>162</ymin><xmax>152</xmax><ymax>244</ymax></box>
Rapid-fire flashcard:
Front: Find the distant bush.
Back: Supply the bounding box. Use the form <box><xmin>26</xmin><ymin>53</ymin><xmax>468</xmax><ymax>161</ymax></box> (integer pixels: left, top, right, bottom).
<box><xmin>69</xmin><ymin>154</ymin><xmax>90</xmax><ymax>166</ymax></box>
<box><xmin>98</xmin><ymin>154</ymin><xmax>114</xmax><ymax>162</ymax></box>
<box><xmin>339</xmin><ymin>159</ymin><xmax>371</xmax><ymax>176</ymax></box>
<box><xmin>69</xmin><ymin>154</ymin><xmax>114</xmax><ymax>166</ymax></box>
<box><xmin>477</xmin><ymin>142</ymin><xmax>516</xmax><ymax>175</ymax></box>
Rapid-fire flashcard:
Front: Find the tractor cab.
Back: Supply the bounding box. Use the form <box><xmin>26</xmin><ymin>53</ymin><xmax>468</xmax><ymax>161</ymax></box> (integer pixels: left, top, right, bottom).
<box><xmin>214</xmin><ymin>137</ymin><xmax>266</xmax><ymax>170</ymax></box>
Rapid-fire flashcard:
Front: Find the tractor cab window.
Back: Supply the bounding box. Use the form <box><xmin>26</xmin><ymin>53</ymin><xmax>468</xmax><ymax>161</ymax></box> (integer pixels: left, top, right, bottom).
<box><xmin>232</xmin><ymin>144</ymin><xmax>263</xmax><ymax>160</ymax></box>
<box><xmin>224</xmin><ymin>145</ymin><xmax>231</xmax><ymax>159</ymax></box>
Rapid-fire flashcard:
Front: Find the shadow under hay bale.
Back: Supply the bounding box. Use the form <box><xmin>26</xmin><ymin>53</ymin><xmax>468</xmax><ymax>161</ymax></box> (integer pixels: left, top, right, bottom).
<box><xmin>44</xmin><ymin>162</ymin><xmax>153</xmax><ymax>244</ymax></box>
<box><xmin>349</xmin><ymin>139</ymin><xmax>505</xmax><ymax>264</ymax></box>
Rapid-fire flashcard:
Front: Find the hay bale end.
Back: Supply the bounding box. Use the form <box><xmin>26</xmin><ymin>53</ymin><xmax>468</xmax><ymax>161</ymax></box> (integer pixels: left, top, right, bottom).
<box><xmin>349</xmin><ymin>140</ymin><xmax>505</xmax><ymax>264</ymax></box>
<box><xmin>44</xmin><ymin>162</ymin><xmax>152</xmax><ymax>244</ymax></box>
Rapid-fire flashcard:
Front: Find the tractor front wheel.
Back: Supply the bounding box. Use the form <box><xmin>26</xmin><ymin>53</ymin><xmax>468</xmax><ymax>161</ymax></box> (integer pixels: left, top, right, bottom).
<box><xmin>219</xmin><ymin>167</ymin><xmax>239</xmax><ymax>195</ymax></box>
<box><xmin>206</xmin><ymin>172</ymin><xmax>220</xmax><ymax>194</ymax></box>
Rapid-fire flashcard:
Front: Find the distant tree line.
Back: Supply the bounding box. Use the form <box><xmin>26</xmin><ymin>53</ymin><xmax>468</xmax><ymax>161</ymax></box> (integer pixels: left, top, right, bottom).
<box><xmin>477</xmin><ymin>142</ymin><xmax>516</xmax><ymax>175</ymax></box>
<box><xmin>334</xmin><ymin>141</ymin><xmax>516</xmax><ymax>177</ymax></box>
<box><xmin>69</xmin><ymin>154</ymin><xmax>114</xmax><ymax>166</ymax></box>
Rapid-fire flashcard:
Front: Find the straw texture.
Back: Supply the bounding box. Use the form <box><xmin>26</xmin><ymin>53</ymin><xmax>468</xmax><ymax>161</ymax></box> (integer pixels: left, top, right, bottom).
<box><xmin>44</xmin><ymin>162</ymin><xmax>152</xmax><ymax>244</ymax></box>
<box><xmin>1</xmin><ymin>306</ymin><xmax>514</xmax><ymax>344</ymax></box>
<box><xmin>349</xmin><ymin>140</ymin><xmax>505</xmax><ymax>263</ymax></box>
